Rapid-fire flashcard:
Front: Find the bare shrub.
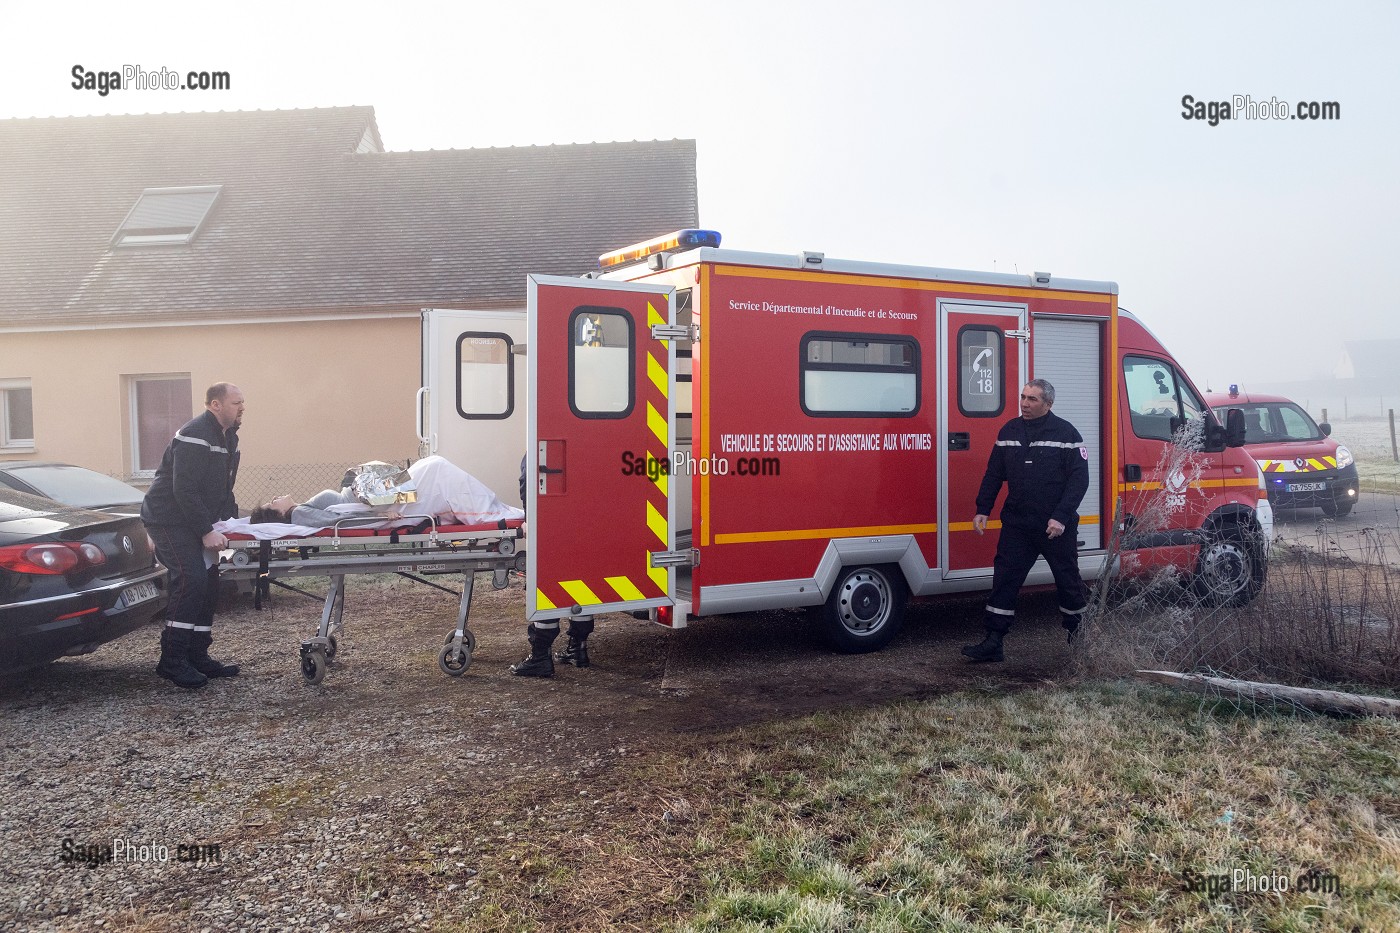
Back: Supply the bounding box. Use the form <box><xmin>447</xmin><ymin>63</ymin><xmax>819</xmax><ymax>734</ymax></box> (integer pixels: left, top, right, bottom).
<box><xmin>1076</xmin><ymin>431</ymin><xmax>1400</xmax><ymax>691</ymax></box>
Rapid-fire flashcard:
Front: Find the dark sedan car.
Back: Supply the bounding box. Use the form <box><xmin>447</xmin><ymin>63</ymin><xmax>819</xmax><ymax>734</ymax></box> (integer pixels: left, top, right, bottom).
<box><xmin>0</xmin><ymin>487</ymin><xmax>168</xmax><ymax>674</ymax></box>
<box><xmin>0</xmin><ymin>462</ymin><xmax>147</xmax><ymax>513</ymax></box>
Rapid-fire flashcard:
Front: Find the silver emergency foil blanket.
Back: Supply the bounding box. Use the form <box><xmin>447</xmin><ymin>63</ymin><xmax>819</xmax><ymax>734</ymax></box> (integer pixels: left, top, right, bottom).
<box><xmin>346</xmin><ymin>461</ymin><xmax>418</xmax><ymax>505</ymax></box>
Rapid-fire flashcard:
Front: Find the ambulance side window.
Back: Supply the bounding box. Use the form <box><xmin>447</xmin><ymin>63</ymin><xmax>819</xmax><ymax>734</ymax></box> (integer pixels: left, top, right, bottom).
<box><xmin>455</xmin><ymin>332</ymin><xmax>513</xmax><ymax>420</ymax></box>
<box><xmin>569</xmin><ymin>306</ymin><xmax>634</xmax><ymax>418</ymax></box>
<box><xmin>957</xmin><ymin>326</ymin><xmax>1003</xmax><ymax>417</ymax></box>
<box><xmin>800</xmin><ymin>332</ymin><xmax>919</xmax><ymax>417</ymax></box>
<box><xmin>1123</xmin><ymin>355</ymin><xmax>1206</xmax><ymax>445</ymax></box>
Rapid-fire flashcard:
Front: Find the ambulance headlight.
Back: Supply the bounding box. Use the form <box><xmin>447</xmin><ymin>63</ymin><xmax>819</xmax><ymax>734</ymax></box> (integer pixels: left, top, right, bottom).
<box><xmin>1335</xmin><ymin>446</ymin><xmax>1354</xmax><ymax>469</ymax></box>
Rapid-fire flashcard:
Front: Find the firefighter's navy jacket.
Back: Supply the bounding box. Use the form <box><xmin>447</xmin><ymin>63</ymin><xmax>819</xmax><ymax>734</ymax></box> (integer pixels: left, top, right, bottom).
<box><xmin>975</xmin><ymin>410</ymin><xmax>1089</xmax><ymax>532</ymax></box>
<box><xmin>140</xmin><ymin>410</ymin><xmax>240</xmax><ymax>537</ymax></box>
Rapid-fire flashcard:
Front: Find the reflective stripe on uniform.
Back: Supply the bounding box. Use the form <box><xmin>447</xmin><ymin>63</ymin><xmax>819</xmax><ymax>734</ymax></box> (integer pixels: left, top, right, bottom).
<box><xmin>175</xmin><ymin>432</ymin><xmax>229</xmax><ymax>455</ymax></box>
<box><xmin>984</xmin><ymin>605</ymin><xmax>1015</xmax><ymax>616</ymax></box>
<box><xmin>165</xmin><ymin>620</ymin><xmax>198</xmax><ymax>630</ymax></box>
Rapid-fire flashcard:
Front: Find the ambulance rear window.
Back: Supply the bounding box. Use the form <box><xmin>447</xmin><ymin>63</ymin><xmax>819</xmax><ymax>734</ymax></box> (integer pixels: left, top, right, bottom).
<box><xmin>800</xmin><ymin>333</ymin><xmax>919</xmax><ymax>417</ymax></box>
<box><xmin>569</xmin><ymin>307</ymin><xmax>634</xmax><ymax>418</ymax></box>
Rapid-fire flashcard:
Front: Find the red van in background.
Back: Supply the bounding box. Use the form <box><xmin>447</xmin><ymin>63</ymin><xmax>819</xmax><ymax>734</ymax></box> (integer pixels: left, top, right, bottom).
<box><xmin>1204</xmin><ymin>387</ymin><xmax>1359</xmax><ymax>517</ymax></box>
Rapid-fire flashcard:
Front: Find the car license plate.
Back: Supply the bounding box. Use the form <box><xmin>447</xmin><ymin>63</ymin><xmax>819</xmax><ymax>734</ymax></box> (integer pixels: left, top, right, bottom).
<box><xmin>1286</xmin><ymin>481</ymin><xmax>1326</xmax><ymax>493</ymax></box>
<box><xmin>119</xmin><ymin>581</ymin><xmax>159</xmax><ymax>609</ymax></box>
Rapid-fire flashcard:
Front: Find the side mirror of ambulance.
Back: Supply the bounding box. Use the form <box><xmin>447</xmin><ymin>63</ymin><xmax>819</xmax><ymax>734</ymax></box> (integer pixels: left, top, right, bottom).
<box><xmin>1224</xmin><ymin>408</ymin><xmax>1247</xmax><ymax>448</ymax></box>
<box><xmin>1318</xmin><ymin>421</ymin><xmax>1332</xmax><ymax>437</ymax></box>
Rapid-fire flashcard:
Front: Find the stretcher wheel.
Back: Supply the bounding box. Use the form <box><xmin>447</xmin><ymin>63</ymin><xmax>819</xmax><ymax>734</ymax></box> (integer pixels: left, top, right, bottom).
<box><xmin>301</xmin><ymin>650</ymin><xmax>327</xmax><ymax>685</ymax></box>
<box><xmin>443</xmin><ymin>629</ymin><xmax>477</xmax><ymax>653</ymax></box>
<box><xmin>325</xmin><ymin>634</ymin><xmax>339</xmax><ymax>660</ymax></box>
<box><xmin>438</xmin><ymin>642</ymin><xmax>471</xmax><ymax>677</ymax></box>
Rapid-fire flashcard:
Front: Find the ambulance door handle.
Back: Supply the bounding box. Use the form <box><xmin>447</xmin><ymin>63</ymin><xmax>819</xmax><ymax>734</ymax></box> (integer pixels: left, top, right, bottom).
<box><xmin>948</xmin><ymin>432</ymin><xmax>971</xmax><ymax>451</ymax></box>
<box><xmin>539</xmin><ymin>466</ymin><xmax>563</xmax><ymax>475</ymax></box>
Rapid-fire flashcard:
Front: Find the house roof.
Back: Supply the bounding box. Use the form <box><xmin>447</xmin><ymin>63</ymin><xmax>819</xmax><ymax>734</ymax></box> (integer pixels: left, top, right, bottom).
<box><xmin>0</xmin><ymin>107</ymin><xmax>698</xmax><ymax>327</ymax></box>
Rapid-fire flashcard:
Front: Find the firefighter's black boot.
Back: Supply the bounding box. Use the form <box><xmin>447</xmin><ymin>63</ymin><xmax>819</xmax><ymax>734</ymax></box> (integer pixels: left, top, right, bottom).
<box><xmin>188</xmin><ymin>630</ymin><xmax>240</xmax><ymax>678</ymax></box>
<box><xmin>960</xmin><ymin>629</ymin><xmax>1005</xmax><ymax>663</ymax></box>
<box><xmin>556</xmin><ymin>618</ymin><xmax>594</xmax><ymax>668</ymax></box>
<box><xmin>1062</xmin><ymin>613</ymin><xmax>1082</xmax><ymax>645</ymax></box>
<box><xmin>156</xmin><ymin>626</ymin><xmax>208</xmax><ymax>689</ymax></box>
<box><xmin>510</xmin><ymin>623</ymin><xmax>557</xmax><ymax>678</ymax></box>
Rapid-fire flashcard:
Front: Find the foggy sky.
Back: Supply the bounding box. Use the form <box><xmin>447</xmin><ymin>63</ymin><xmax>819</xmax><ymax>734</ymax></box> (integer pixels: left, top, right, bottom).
<box><xmin>5</xmin><ymin>1</ymin><xmax>1395</xmax><ymax>391</ymax></box>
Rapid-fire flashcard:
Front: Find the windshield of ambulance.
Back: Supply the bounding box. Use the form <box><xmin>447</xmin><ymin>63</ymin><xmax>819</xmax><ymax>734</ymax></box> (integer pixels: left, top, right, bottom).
<box><xmin>1210</xmin><ymin>403</ymin><xmax>1323</xmax><ymax>444</ymax></box>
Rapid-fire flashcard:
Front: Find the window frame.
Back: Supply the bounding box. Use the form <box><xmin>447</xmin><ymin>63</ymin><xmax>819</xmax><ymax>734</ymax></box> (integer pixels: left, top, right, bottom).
<box><xmin>454</xmin><ymin>331</ymin><xmax>515</xmax><ymax>421</ymax></box>
<box><xmin>127</xmin><ymin>373</ymin><xmax>193</xmax><ymax>477</ymax></box>
<box><xmin>955</xmin><ymin>324</ymin><xmax>1005</xmax><ymax>418</ymax></box>
<box><xmin>798</xmin><ymin>330</ymin><xmax>921</xmax><ymax>418</ymax></box>
<box><xmin>111</xmin><ymin>185</ymin><xmax>222</xmax><ymax>247</ymax></box>
<box><xmin>0</xmin><ymin>378</ymin><xmax>35</xmax><ymax>450</ymax></box>
<box><xmin>567</xmin><ymin>306</ymin><xmax>635</xmax><ymax>420</ymax></box>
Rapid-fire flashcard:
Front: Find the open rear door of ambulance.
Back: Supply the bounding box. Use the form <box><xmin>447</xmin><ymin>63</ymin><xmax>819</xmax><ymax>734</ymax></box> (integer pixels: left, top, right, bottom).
<box><xmin>527</xmin><ymin>275</ymin><xmax>678</xmax><ymax>623</ymax></box>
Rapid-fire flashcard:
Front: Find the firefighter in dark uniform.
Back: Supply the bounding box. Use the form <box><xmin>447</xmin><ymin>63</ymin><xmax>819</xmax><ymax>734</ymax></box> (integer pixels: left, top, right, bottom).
<box><xmin>141</xmin><ymin>383</ymin><xmax>245</xmax><ymax>688</ymax></box>
<box><xmin>963</xmin><ymin>378</ymin><xmax>1089</xmax><ymax>662</ymax></box>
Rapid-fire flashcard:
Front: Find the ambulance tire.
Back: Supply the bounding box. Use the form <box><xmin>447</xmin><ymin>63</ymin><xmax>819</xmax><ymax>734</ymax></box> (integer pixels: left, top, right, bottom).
<box><xmin>1193</xmin><ymin>526</ymin><xmax>1263</xmax><ymax>607</ymax></box>
<box><xmin>821</xmin><ymin>565</ymin><xmax>907</xmax><ymax>653</ymax></box>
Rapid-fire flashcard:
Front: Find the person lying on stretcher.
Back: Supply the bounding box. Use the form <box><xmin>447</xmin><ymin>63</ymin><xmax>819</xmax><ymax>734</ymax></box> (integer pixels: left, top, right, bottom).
<box><xmin>242</xmin><ymin>455</ymin><xmax>523</xmax><ymax>529</ymax></box>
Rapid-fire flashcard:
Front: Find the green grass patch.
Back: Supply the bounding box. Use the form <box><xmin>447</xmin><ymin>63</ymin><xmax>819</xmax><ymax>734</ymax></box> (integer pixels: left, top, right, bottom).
<box><xmin>671</xmin><ymin>682</ymin><xmax>1400</xmax><ymax>933</ymax></box>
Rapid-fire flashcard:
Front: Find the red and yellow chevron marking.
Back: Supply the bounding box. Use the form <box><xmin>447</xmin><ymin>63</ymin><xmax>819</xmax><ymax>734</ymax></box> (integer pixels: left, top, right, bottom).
<box><xmin>643</xmin><ymin>300</ymin><xmax>670</xmax><ymax>596</ymax></box>
<box><xmin>1256</xmin><ymin>456</ymin><xmax>1337</xmax><ymax>473</ymax></box>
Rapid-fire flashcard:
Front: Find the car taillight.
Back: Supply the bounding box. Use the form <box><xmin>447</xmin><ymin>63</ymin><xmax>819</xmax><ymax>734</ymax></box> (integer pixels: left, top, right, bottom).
<box><xmin>0</xmin><ymin>542</ymin><xmax>107</xmax><ymax>575</ymax></box>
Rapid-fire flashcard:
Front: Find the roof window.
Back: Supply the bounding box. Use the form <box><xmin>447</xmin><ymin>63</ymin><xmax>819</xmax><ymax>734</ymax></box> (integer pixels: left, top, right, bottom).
<box><xmin>111</xmin><ymin>185</ymin><xmax>221</xmax><ymax>246</ymax></box>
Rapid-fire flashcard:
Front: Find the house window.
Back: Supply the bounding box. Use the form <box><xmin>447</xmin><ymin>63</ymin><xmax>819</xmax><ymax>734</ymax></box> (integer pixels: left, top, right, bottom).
<box><xmin>111</xmin><ymin>186</ymin><xmax>221</xmax><ymax>246</ymax></box>
<box><xmin>129</xmin><ymin>375</ymin><xmax>193</xmax><ymax>474</ymax></box>
<box><xmin>1</xmin><ymin>379</ymin><xmax>34</xmax><ymax>449</ymax></box>
<box><xmin>800</xmin><ymin>332</ymin><xmax>919</xmax><ymax>417</ymax></box>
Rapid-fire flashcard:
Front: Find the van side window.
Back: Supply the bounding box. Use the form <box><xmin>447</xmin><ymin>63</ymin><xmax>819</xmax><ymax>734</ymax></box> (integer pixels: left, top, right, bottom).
<box><xmin>455</xmin><ymin>332</ymin><xmax>514</xmax><ymax>420</ymax></box>
<box><xmin>569</xmin><ymin>307</ymin><xmax>634</xmax><ymax>418</ymax></box>
<box><xmin>800</xmin><ymin>332</ymin><xmax>919</xmax><ymax>417</ymax></box>
<box><xmin>1123</xmin><ymin>356</ymin><xmax>1206</xmax><ymax>443</ymax></box>
<box><xmin>957</xmin><ymin>325</ymin><xmax>1003</xmax><ymax>417</ymax></box>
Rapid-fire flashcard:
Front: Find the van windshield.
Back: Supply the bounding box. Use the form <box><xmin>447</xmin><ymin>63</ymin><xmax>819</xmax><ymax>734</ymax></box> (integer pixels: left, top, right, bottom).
<box><xmin>1211</xmin><ymin>403</ymin><xmax>1323</xmax><ymax>443</ymax></box>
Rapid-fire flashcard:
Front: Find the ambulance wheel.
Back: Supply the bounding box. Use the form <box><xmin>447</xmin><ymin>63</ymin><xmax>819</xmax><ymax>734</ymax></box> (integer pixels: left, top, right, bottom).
<box><xmin>443</xmin><ymin>629</ymin><xmax>478</xmax><ymax>654</ymax></box>
<box><xmin>438</xmin><ymin>642</ymin><xmax>471</xmax><ymax>677</ymax></box>
<box><xmin>1194</xmin><ymin>528</ymin><xmax>1262</xmax><ymax>607</ymax></box>
<box><xmin>1321</xmin><ymin>499</ymin><xmax>1354</xmax><ymax>518</ymax></box>
<box><xmin>301</xmin><ymin>650</ymin><xmax>327</xmax><ymax>686</ymax></box>
<box><xmin>821</xmin><ymin>565</ymin><xmax>907</xmax><ymax>653</ymax></box>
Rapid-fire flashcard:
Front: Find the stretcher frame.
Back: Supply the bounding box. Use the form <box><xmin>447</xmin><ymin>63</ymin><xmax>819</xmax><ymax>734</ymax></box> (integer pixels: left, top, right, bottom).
<box><xmin>217</xmin><ymin>518</ymin><xmax>524</xmax><ymax>684</ymax></box>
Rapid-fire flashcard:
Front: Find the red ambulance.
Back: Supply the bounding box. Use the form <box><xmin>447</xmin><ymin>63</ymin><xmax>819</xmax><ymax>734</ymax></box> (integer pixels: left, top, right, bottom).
<box><xmin>513</xmin><ymin>231</ymin><xmax>1271</xmax><ymax>651</ymax></box>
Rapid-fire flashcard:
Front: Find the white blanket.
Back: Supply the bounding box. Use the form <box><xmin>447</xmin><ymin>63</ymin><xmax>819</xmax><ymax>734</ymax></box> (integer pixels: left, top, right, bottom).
<box><xmin>217</xmin><ymin>456</ymin><xmax>524</xmax><ymax>540</ymax></box>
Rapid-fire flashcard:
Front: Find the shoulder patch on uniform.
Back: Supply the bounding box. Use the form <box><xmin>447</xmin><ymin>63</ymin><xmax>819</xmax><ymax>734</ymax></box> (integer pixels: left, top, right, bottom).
<box><xmin>1080</xmin><ymin>446</ymin><xmax>1089</xmax><ymax>459</ymax></box>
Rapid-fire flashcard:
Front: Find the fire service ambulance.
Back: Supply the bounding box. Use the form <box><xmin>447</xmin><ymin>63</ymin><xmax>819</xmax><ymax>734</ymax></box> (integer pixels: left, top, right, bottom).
<box><xmin>420</xmin><ymin>231</ymin><xmax>1272</xmax><ymax>652</ymax></box>
<box><xmin>1203</xmin><ymin>386</ymin><xmax>1359</xmax><ymax>518</ymax></box>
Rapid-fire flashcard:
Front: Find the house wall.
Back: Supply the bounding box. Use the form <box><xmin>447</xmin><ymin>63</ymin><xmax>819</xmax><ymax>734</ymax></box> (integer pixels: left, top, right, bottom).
<box><xmin>1</xmin><ymin>315</ymin><xmax>426</xmax><ymax>504</ymax></box>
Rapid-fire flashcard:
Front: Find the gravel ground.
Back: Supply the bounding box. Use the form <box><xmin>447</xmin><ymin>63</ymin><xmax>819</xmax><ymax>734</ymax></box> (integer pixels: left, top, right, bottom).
<box><xmin>0</xmin><ymin>572</ymin><xmax>1073</xmax><ymax>931</ymax></box>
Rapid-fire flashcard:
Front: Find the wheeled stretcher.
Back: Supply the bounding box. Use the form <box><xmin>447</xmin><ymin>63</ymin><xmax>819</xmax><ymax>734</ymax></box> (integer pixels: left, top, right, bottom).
<box><xmin>218</xmin><ymin>518</ymin><xmax>525</xmax><ymax>684</ymax></box>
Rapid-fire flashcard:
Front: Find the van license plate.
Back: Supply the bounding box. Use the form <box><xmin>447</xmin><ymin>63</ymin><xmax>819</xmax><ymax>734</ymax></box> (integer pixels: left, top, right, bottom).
<box><xmin>119</xmin><ymin>581</ymin><xmax>159</xmax><ymax>609</ymax></box>
<box><xmin>1286</xmin><ymin>482</ymin><xmax>1326</xmax><ymax>493</ymax></box>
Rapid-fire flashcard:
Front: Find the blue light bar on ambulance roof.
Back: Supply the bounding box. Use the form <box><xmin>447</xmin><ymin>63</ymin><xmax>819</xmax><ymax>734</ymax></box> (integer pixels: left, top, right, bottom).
<box><xmin>598</xmin><ymin>229</ymin><xmax>722</xmax><ymax>269</ymax></box>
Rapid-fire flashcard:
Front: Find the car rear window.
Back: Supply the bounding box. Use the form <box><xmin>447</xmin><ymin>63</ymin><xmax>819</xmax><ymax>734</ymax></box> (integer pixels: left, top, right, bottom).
<box><xmin>5</xmin><ymin>466</ymin><xmax>144</xmax><ymax>508</ymax></box>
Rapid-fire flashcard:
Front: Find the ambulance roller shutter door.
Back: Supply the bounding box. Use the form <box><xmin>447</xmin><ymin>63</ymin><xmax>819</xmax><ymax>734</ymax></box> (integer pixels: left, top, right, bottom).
<box><xmin>1032</xmin><ymin>318</ymin><xmax>1102</xmax><ymax>550</ymax></box>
